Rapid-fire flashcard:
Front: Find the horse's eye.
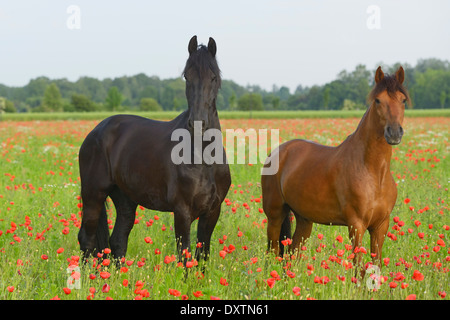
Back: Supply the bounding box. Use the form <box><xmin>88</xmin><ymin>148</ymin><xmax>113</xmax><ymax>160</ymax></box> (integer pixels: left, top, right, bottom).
<box><xmin>402</xmin><ymin>99</ymin><xmax>407</xmax><ymax>104</ymax></box>
<box><xmin>375</xmin><ymin>98</ymin><xmax>380</xmax><ymax>104</ymax></box>
<box><xmin>212</xmin><ymin>76</ymin><xmax>217</xmax><ymax>82</ymax></box>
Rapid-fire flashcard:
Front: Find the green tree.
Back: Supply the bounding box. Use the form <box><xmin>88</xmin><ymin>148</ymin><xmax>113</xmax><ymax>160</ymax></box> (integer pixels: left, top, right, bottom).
<box><xmin>440</xmin><ymin>91</ymin><xmax>447</xmax><ymax>109</ymax></box>
<box><xmin>42</xmin><ymin>83</ymin><xmax>63</xmax><ymax>112</ymax></box>
<box><xmin>237</xmin><ymin>93</ymin><xmax>263</xmax><ymax>111</ymax></box>
<box><xmin>105</xmin><ymin>86</ymin><xmax>123</xmax><ymax>111</ymax></box>
<box><xmin>140</xmin><ymin>98</ymin><xmax>162</xmax><ymax>111</ymax></box>
<box><xmin>71</xmin><ymin>94</ymin><xmax>97</xmax><ymax>112</ymax></box>
<box><xmin>228</xmin><ymin>92</ymin><xmax>237</xmax><ymax>110</ymax></box>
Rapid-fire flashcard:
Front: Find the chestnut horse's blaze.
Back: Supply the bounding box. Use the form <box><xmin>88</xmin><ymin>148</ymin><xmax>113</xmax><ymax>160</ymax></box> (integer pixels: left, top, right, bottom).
<box><xmin>262</xmin><ymin>66</ymin><xmax>409</xmax><ymax>269</ymax></box>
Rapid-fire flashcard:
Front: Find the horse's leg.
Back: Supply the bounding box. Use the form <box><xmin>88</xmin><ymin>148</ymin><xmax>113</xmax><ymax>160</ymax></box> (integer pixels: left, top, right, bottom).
<box><xmin>78</xmin><ymin>135</ymin><xmax>113</xmax><ymax>259</ymax></box>
<box><xmin>368</xmin><ymin>218</ymin><xmax>389</xmax><ymax>268</ymax></box>
<box><xmin>109</xmin><ymin>187</ymin><xmax>137</xmax><ymax>260</ymax></box>
<box><xmin>266</xmin><ymin>204</ymin><xmax>290</xmax><ymax>256</ymax></box>
<box><xmin>78</xmin><ymin>191</ymin><xmax>109</xmax><ymax>259</ymax></box>
<box><xmin>348</xmin><ymin>222</ymin><xmax>367</xmax><ymax>275</ymax></box>
<box><xmin>173</xmin><ymin>207</ymin><xmax>192</xmax><ymax>263</ymax></box>
<box><xmin>291</xmin><ymin>214</ymin><xmax>313</xmax><ymax>255</ymax></box>
<box><xmin>195</xmin><ymin>205</ymin><xmax>221</xmax><ymax>262</ymax></box>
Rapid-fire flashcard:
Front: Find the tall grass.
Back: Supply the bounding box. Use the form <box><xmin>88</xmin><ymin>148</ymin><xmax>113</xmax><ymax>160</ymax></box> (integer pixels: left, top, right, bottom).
<box><xmin>0</xmin><ymin>117</ymin><xmax>448</xmax><ymax>300</ymax></box>
<box><xmin>1</xmin><ymin>109</ymin><xmax>449</xmax><ymax>121</ymax></box>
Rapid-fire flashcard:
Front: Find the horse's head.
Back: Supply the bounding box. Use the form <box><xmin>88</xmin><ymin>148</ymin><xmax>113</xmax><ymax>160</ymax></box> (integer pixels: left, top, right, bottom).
<box><xmin>183</xmin><ymin>36</ymin><xmax>221</xmax><ymax>133</ymax></box>
<box><xmin>370</xmin><ymin>66</ymin><xmax>410</xmax><ymax>145</ymax></box>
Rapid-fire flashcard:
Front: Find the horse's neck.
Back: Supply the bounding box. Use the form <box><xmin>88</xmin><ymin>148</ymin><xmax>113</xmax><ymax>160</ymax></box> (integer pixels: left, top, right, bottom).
<box><xmin>350</xmin><ymin>105</ymin><xmax>392</xmax><ymax>170</ymax></box>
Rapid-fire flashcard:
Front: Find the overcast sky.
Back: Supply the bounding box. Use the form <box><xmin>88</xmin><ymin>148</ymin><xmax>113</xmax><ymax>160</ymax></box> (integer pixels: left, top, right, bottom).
<box><xmin>1</xmin><ymin>0</ymin><xmax>449</xmax><ymax>92</ymax></box>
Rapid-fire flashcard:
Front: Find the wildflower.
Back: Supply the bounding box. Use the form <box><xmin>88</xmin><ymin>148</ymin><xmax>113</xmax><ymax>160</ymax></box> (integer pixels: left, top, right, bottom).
<box><xmin>389</xmin><ymin>282</ymin><xmax>398</xmax><ymax>289</ymax></box>
<box><xmin>100</xmin><ymin>271</ymin><xmax>111</xmax><ymax>280</ymax></box>
<box><xmin>144</xmin><ymin>236</ymin><xmax>152</xmax><ymax>244</ymax></box>
<box><xmin>56</xmin><ymin>247</ymin><xmax>64</xmax><ymax>254</ymax></box>
<box><xmin>270</xmin><ymin>270</ymin><xmax>280</xmax><ymax>280</ymax></box>
<box><xmin>412</xmin><ymin>270</ymin><xmax>424</xmax><ymax>281</ymax></box>
<box><xmin>193</xmin><ymin>291</ymin><xmax>203</xmax><ymax>298</ymax></box>
<box><xmin>405</xmin><ymin>294</ymin><xmax>416</xmax><ymax>300</ymax></box>
<box><xmin>41</xmin><ymin>254</ymin><xmax>48</xmax><ymax>260</ymax></box>
<box><xmin>102</xmin><ymin>283</ymin><xmax>110</xmax><ymax>293</ymax></box>
<box><xmin>292</xmin><ymin>286</ymin><xmax>301</xmax><ymax>296</ymax></box>
<box><xmin>169</xmin><ymin>288</ymin><xmax>181</xmax><ymax>297</ymax></box>
<box><xmin>266</xmin><ymin>278</ymin><xmax>276</xmax><ymax>288</ymax></box>
<box><xmin>63</xmin><ymin>287</ymin><xmax>71</xmax><ymax>295</ymax></box>
<box><xmin>220</xmin><ymin>277</ymin><xmax>229</xmax><ymax>286</ymax></box>
<box><xmin>7</xmin><ymin>286</ymin><xmax>15</xmax><ymax>293</ymax></box>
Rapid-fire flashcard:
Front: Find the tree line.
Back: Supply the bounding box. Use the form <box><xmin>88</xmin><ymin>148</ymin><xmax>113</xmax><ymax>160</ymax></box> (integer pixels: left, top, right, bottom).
<box><xmin>0</xmin><ymin>58</ymin><xmax>449</xmax><ymax>113</ymax></box>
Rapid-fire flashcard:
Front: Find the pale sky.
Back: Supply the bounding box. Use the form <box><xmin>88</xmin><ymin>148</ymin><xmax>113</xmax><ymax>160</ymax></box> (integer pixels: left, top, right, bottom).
<box><xmin>1</xmin><ymin>0</ymin><xmax>449</xmax><ymax>92</ymax></box>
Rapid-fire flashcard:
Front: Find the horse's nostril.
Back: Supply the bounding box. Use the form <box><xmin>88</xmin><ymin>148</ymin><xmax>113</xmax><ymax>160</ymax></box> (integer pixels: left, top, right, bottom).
<box><xmin>386</xmin><ymin>126</ymin><xmax>392</xmax><ymax>136</ymax></box>
<box><xmin>399</xmin><ymin>126</ymin><xmax>404</xmax><ymax>136</ymax></box>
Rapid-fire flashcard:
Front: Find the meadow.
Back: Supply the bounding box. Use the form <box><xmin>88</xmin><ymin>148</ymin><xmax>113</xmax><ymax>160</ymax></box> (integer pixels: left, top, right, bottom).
<box><xmin>0</xmin><ymin>112</ymin><xmax>448</xmax><ymax>300</ymax></box>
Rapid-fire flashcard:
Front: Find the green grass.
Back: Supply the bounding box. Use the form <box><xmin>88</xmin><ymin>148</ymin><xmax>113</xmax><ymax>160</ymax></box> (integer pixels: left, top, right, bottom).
<box><xmin>1</xmin><ymin>108</ymin><xmax>449</xmax><ymax>121</ymax></box>
<box><xmin>0</xmin><ymin>116</ymin><xmax>448</xmax><ymax>300</ymax></box>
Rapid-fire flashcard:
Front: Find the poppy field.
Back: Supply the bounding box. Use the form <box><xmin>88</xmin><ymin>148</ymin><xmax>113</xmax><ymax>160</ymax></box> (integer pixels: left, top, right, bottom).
<box><xmin>0</xmin><ymin>115</ymin><xmax>448</xmax><ymax>300</ymax></box>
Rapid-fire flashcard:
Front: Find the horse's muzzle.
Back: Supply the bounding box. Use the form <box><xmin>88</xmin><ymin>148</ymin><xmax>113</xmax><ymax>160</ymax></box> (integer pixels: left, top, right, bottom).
<box><xmin>384</xmin><ymin>124</ymin><xmax>404</xmax><ymax>145</ymax></box>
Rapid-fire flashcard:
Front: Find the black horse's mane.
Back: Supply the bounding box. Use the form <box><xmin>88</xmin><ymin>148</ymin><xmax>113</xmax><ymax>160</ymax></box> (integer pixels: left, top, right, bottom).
<box><xmin>183</xmin><ymin>45</ymin><xmax>222</xmax><ymax>87</ymax></box>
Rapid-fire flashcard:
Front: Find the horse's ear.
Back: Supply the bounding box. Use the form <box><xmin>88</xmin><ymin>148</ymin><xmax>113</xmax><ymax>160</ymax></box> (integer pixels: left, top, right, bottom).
<box><xmin>208</xmin><ymin>37</ymin><xmax>217</xmax><ymax>58</ymax></box>
<box><xmin>188</xmin><ymin>35</ymin><xmax>198</xmax><ymax>55</ymax></box>
<box><xmin>395</xmin><ymin>66</ymin><xmax>405</xmax><ymax>84</ymax></box>
<box><xmin>375</xmin><ymin>66</ymin><xmax>384</xmax><ymax>84</ymax></box>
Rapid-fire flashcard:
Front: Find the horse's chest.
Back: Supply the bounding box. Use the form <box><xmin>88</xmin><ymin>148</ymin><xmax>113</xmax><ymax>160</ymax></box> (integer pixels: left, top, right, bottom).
<box><xmin>177</xmin><ymin>167</ymin><xmax>224</xmax><ymax>212</ymax></box>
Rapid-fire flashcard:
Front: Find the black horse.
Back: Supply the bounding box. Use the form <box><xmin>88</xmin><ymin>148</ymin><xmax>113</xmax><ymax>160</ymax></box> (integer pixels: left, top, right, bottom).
<box><xmin>77</xmin><ymin>36</ymin><xmax>231</xmax><ymax>263</ymax></box>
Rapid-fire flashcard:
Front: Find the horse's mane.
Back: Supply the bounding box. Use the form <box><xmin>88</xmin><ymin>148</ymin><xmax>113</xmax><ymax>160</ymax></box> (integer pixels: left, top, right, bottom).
<box><xmin>367</xmin><ymin>73</ymin><xmax>410</xmax><ymax>104</ymax></box>
<box><xmin>183</xmin><ymin>45</ymin><xmax>222</xmax><ymax>87</ymax></box>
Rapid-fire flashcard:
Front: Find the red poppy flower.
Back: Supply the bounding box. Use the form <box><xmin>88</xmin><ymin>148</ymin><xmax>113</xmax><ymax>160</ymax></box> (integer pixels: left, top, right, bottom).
<box><xmin>412</xmin><ymin>270</ymin><xmax>424</xmax><ymax>281</ymax></box>
<box><xmin>100</xmin><ymin>271</ymin><xmax>111</xmax><ymax>280</ymax></box>
<box><xmin>220</xmin><ymin>277</ymin><xmax>229</xmax><ymax>286</ymax></box>
<box><xmin>266</xmin><ymin>278</ymin><xmax>275</xmax><ymax>288</ymax></box>
<box><xmin>169</xmin><ymin>288</ymin><xmax>181</xmax><ymax>297</ymax></box>
<box><xmin>102</xmin><ymin>284</ymin><xmax>110</xmax><ymax>293</ymax></box>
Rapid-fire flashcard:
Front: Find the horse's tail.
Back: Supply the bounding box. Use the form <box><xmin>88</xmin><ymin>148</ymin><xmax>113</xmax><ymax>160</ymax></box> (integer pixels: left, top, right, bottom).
<box><xmin>279</xmin><ymin>212</ymin><xmax>292</xmax><ymax>256</ymax></box>
<box><xmin>96</xmin><ymin>203</ymin><xmax>110</xmax><ymax>252</ymax></box>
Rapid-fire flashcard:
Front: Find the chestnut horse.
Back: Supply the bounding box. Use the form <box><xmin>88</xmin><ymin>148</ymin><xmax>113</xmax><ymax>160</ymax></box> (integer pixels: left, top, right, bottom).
<box><xmin>262</xmin><ymin>66</ymin><xmax>409</xmax><ymax>268</ymax></box>
<box><xmin>78</xmin><ymin>36</ymin><xmax>231</xmax><ymax>263</ymax></box>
